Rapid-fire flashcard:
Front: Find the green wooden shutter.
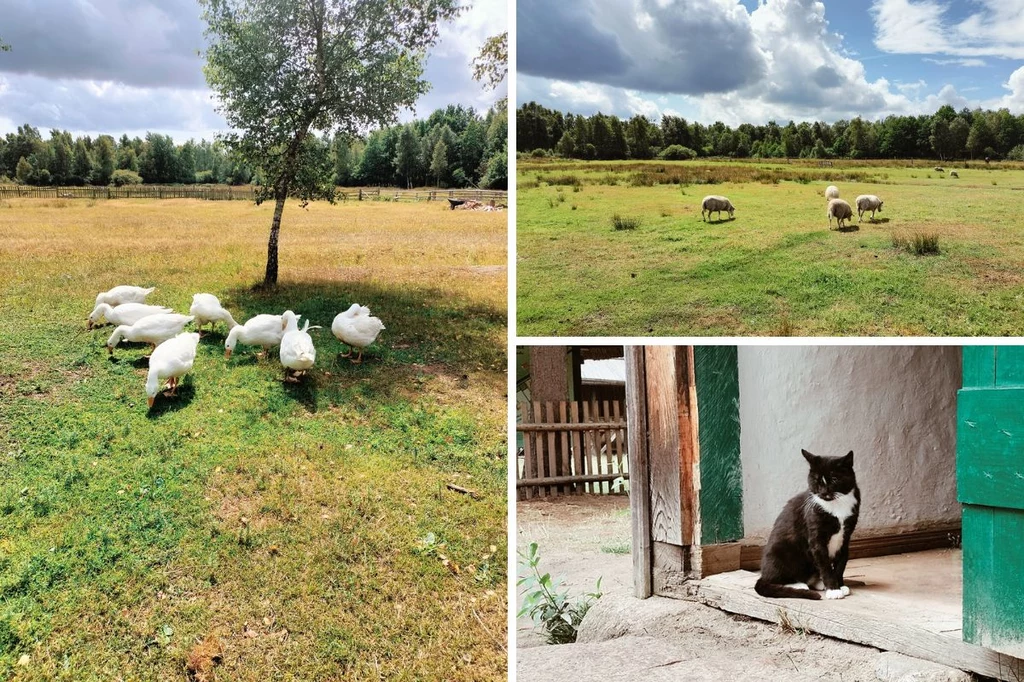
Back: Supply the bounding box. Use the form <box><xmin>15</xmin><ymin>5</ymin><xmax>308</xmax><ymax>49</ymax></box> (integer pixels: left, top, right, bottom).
<box><xmin>958</xmin><ymin>346</ymin><xmax>1024</xmax><ymax>657</ymax></box>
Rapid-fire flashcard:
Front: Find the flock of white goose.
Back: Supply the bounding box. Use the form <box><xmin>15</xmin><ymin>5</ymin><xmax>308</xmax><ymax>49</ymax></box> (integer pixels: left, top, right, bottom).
<box><xmin>87</xmin><ymin>285</ymin><xmax>386</xmax><ymax>408</ymax></box>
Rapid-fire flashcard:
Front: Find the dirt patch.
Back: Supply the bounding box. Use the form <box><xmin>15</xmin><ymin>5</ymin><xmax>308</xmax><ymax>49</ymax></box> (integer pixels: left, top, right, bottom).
<box><xmin>516</xmin><ymin>496</ymin><xmax>633</xmax><ymax>648</ymax></box>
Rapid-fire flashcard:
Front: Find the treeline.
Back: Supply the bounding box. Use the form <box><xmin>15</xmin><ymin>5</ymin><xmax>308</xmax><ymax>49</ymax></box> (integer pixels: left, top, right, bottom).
<box><xmin>0</xmin><ymin>103</ymin><xmax>508</xmax><ymax>189</ymax></box>
<box><xmin>518</xmin><ymin>102</ymin><xmax>1024</xmax><ymax>162</ymax></box>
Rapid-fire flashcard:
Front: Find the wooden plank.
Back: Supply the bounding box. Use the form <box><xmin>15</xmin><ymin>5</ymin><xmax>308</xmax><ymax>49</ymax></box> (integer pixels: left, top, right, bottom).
<box><xmin>515</xmin><ymin>421</ymin><xmax>627</xmax><ymax>432</ymax></box>
<box><xmin>559</xmin><ymin>401</ymin><xmax>572</xmax><ymax>494</ymax></box>
<box><xmin>595</xmin><ymin>400</ymin><xmax>608</xmax><ymax>494</ymax></box>
<box><xmin>570</xmin><ymin>402</ymin><xmax>584</xmax><ymax>496</ymax></box>
<box><xmin>995</xmin><ymin>347</ymin><xmax>1024</xmax><ymax>387</ymax></box>
<box><xmin>676</xmin><ymin>348</ymin><xmax>697</xmax><ymax>548</ymax></box>
<box><xmin>611</xmin><ymin>400</ymin><xmax>624</xmax><ymax>488</ymax></box>
<box><xmin>963</xmin><ymin>506</ymin><xmax>1024</xmax><ymax>657</ymax></box>
<box><xmin>546</xmin><ymin>402</ymin><xmax>559</xmax><ymax>496</ymax></box>
<box><xmin>515</xmin><ymin>473</ymin><xmax>628</xmax><ymax>487</ymax></box>
<box><xmin>693</xmin><ymin>346</ymin><xmax>743</xmax><ymax>545</ymax></box>
<box><xmin>625</xmin><ymin>346</ymin><xmax>653</xmax><ymax>599</ymax></box>
<box><xmin>582</xmin><ymin>401</ymin><xmax>594</xmax><ymax>494</ymax></box>
<box><xmin>958</xmin><ymin>388</ymin><xmax>1024</xmax><ymax>509</ymax></box>
<box><xmin>738</xmin><ymin>524</ymin><xmax>962</xmax><ymax>571</ymax></box>
<box><xmin>520</xmin><ymin>402</ymin><xmax>534</xmax><ymax>500</ymax></box>
<box><xmin>532</xmin><ymin>400</ymin><xmax>545</xmax><ymax>498</ymax></box>
<box><xmin>653</xmin><ymin>541</ymin><xmax>688</xmax><ymax>595</ymax></box>
<box><xmin>695</xmin><ymin>543</ymin><xmax>742</xmax><ymax>578</ymax></box>
<box><xmin>644</xmin><ymin>346</ymin><xmax>684</xmax><ymax>546</ymax></box>
<box><xmin>690</xmin><ymin>563</ymin><xmax>1024</xmax><ymax>682</ymax></box>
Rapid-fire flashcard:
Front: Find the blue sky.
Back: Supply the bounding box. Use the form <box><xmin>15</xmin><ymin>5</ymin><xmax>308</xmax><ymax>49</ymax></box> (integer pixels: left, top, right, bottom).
<box><xmin>517</xmin><ymin>0</ymin><xmax>1024</xmax><ymax>124</ymax></box>
<box><xmin>0</xmin><ymin>0</ymin><xmax>507</xmax><ymax>141</ymax></box>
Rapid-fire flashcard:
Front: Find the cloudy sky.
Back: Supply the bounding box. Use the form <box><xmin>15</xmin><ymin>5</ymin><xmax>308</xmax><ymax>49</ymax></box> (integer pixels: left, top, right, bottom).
<box><xmin>0</xmin><ymin>0</ymin><xmax>507</xmax><ymax>141</ymax></box>
<box><xmin>517</xmin><ymin>0</ymin><xmax>1024</xmax><ymax>124</ymax></box>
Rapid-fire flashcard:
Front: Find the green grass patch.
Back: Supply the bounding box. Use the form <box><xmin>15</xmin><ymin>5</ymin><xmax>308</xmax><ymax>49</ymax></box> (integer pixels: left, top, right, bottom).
<box><xmin>611</xmin><ymin>214</ymin><xmax>642</xmax><ymax>231</ymax></box>
<box><xmin>517</xmin><ymin>158</ymin><xmax>1024</xmax><ymax>336</ymax></box>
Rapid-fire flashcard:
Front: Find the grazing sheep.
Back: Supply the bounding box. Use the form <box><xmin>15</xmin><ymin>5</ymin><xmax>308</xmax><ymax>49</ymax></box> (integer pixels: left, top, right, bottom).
<box><xmin>949</xmin><ymin>170</ymin><xmax>959</xmax><ymax>178</ymax></box>
<box><xmin>855</xmin><ymin>194</ymin><xmax>884</xmax><ymax>222</ymax></box>
<box><xmin>934</xmin><ymin>166</ymin><xmax>944</xmax><ymax>172</ymax></box>
<box><xmin>701</xmin><ymin>195</ymin><xmax>735</xmax><ymax>222</ymax></box>
<box><xmin>827</xmin><ymin>198</ymin><xmax>853</xmax><ymax>230</ymax></box>
<box><xmin>825</xmin><ymin>185</ymin><xmax>840</xmax><ymax>200</ymax></box>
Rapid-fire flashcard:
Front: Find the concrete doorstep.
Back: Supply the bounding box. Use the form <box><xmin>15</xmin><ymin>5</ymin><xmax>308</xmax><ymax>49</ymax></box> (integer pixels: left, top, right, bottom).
<box><xmin>516</xmin><ymin>594</ymin><xmax>976</xmax><ymax>682</ymax></box>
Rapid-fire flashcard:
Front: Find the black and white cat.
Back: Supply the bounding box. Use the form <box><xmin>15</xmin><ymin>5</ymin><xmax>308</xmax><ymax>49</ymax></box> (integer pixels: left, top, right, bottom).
<box><xmin>754</xmin><ymin>449</ymin><xmax>860</xmax><ymax>601</ymax></box>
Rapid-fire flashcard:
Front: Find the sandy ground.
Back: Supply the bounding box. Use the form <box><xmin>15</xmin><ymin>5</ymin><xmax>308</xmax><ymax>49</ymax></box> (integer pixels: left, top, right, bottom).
<box><xmin>514</xmin><ymin>496</ymin><xmax>975</xmax><ymax>682</ymax></box>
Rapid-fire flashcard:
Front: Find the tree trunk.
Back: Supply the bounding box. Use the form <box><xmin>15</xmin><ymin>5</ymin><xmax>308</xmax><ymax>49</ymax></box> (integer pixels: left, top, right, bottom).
<box><xmin>264</xmin><ymin>186</ymin><xmax>287</xmax><ymax>287</ymax></box>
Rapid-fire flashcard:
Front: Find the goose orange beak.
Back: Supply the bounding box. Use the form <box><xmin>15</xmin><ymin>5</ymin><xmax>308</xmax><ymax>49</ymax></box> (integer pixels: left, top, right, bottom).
<box><xmin>107</xmin><ymin>345</ymin><xmax>113</xmax><ymax>355</ymax></box>
<box><xmin>147</xmin><ymin>396</ymin><xmax>155</xmax><ymax>408</ymax></box>
<box><xmin>224</xmin><ymin>348</ymin><xmax>232</xmax><ymax>359</ymax></box>
<box><xmin>87</xmin><ymin>320</ymin><xmax>93</xmax><ymax>329</ymax></box>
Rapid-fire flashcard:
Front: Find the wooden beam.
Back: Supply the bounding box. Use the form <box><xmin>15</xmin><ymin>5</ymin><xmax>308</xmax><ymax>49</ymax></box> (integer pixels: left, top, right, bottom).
<box><xmin>738</xmin><ymin>524</ymin><xmax>963</xmax><ymax>571</ymax></box>
<box><xmin>516</xmin><ymin>421</ymin><xmax>627</xmax><ymax>432</ymax></box>
<box><xmin>515</xmin><ymin>473</ymin><xmax>627</xmax><ymax>487</ymax></box>
<box><xmin>625</xmin><ymin>346</ymin><xmax>652</xmax><ymax>599</ymax></box>
<box><xmin>645</xmin><ymin>346</ymin><xmax>686</xmax><ymax>546</ymax></box>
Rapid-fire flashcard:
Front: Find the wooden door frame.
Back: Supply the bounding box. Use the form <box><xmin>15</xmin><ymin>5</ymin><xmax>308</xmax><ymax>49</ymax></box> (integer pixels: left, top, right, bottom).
<box><xmin>626</xmin><ymin>345</ymin><xmax>743</xmax><ymax>598</ymax></box>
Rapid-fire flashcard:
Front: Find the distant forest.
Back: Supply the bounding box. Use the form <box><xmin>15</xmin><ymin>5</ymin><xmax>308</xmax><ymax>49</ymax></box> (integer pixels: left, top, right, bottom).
<box><xmin>0</xmin><ymin>103</ymin><xmax>508</xmax><ymax>190</ymax></box>
<box><xmin>517</xmin><ymin>102</ymin><xmax>1024</xmax><ymax>163</ymax></box>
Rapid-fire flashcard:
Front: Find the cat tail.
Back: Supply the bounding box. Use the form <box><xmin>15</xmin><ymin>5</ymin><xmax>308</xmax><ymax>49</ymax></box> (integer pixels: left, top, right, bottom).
<box><xmin>754</xmin><ymin>578</ymin><xmax>822</xmax><ymax>600</ymax></box>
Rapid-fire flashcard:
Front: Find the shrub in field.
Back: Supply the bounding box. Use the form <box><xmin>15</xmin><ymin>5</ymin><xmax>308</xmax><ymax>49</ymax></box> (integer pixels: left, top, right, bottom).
<box><xmin>518</xmin><ymin>542</ymin><xmax>603</xmax><ymax>645</ymax></box>
<box><xmin>611</xmin><ymin>214</ymin><xmax>642</xmax><ymax>230</ymax></box>
<box><xmin>659</xmin><ymin>145</ymin><xmax>698</xmax><ymax>160</ymax></box>
<box><xmin>893</xmin><ymin>232</ymin><xmax>940</xmax><ymax>255</ymax></box>
<box><xmin>110</xmin><ymin>169</ymin><xmax>143</xmax><ymax>186</ymax></box>
<box><xmin>544</xmin><ymin>174</ymin><xmax>581</xmax><ymax>186</ymax></box>
<box><xmin>1007</xmin><ymin>144</ymin><xmax>1024</xmax><ymax>161</ymax></box>
<box><xmin>520</xmin><ymin>179</ymin><xmax>540</xmax><ymax>190</ymax></box>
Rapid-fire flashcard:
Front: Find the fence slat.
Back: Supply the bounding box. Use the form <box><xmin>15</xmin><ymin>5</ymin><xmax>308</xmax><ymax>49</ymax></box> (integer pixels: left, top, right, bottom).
<box><xmin>569</xmin><ymin>402</ymin><xmax>584</xmax><ymax>496</ymax></box>
<box><xmin>520</xmin><ymin>402</ymin><xmax>533</xmax><ymax>500</ymax></box>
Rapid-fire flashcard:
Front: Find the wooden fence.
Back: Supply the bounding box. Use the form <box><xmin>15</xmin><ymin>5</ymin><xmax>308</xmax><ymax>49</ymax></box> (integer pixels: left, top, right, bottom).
<box><xmin>516</xmin><ymin>400</ymin><xmax>629</xmax><ymax>499</ymax></box>
<box><xmin>0</xmin><ymin>185</ymin><xmax>507</xmax><ymax>204</ymax></box>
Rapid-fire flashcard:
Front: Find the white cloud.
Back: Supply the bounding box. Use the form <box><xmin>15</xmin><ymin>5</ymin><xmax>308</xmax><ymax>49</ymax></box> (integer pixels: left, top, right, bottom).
<box><xmin>873</xmin><ymin>0</ymin><xmax>1024</xmax><ymax>59</ymax></box>
<box><xmin>923</xmin><ymin>57</ymin><xmax>988</xmax><ymax>67</ymax></box>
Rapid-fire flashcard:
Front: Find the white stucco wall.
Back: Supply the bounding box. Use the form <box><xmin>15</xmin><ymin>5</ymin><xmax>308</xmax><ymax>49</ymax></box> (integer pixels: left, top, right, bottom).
<box><xmin>738</xmin><ymin>346</ymin><xmax>961</xmax><ymax>540</ymax></box>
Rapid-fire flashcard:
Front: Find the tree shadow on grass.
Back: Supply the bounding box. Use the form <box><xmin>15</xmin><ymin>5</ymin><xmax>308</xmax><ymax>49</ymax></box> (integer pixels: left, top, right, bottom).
<box><xmin>836</xmin><ymin>224</ymin><xmax>861</xmax><ymax>233</ymax></box>
<box><xmin>864</xmin><ymin>217</ymin><xmax>890</xmax><ymax>224</ymax></box>
<box><xmin>146</xmin><ymin>381</ymin><xmax>196</xmax><ymax>418</ymax></box>
<box><xmin>218</xmin><ymin>279</ymin><xmax>505</xmax><ymax>409</ymax></box>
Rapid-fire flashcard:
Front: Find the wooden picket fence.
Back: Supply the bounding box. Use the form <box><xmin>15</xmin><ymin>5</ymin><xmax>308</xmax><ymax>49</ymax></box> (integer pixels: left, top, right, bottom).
<box><xmin>0</xmin><ymin>184</ymin><xmax>507</xmax><ymax>204</ymax></box>
<box><xmin>516</xmin><ymin>400</ymin><xmax>629</xmax><ymax>499</ymax></box>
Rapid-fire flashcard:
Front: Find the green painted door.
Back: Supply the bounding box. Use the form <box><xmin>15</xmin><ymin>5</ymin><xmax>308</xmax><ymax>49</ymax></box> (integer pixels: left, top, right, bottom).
<box><xmin>958</xmin><ymin>346</ymin><xmax>1024</xmax><ymax>657</ymax></box>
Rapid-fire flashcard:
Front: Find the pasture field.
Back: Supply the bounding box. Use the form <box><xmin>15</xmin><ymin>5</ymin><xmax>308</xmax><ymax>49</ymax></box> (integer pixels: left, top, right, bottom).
<box><xmin>0</xmin><ymin>199</ymin><xmax>507</xmax><ymax>680</ymax></box>
<box><xmin>517</xmin><ymin>158</ymin><xmax>1024</xmax><ymax>336</ymax></box>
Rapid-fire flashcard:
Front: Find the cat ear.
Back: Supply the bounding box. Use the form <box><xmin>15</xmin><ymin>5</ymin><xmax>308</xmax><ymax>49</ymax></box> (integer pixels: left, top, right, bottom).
<box><xmin>801</xmin><ymin>449</ymin><xmax>817</xmax><ymax>465</ymax></box>
<box><xmin>841</xmin><ymin>450</ymin><xmax>854</xmax><ymax>467</ymax></box>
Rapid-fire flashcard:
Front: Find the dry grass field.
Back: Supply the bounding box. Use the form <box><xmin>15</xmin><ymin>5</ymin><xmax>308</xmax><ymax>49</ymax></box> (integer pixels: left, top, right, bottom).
<box><xmin>0</xmin><ymin>198</ymin><xmax>507</xmax><ymax>680</ymax></box>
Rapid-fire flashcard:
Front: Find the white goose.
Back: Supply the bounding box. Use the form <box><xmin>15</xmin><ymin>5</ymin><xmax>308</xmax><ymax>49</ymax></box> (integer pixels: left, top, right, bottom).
<box><xmin>145</xmin><ymin>332</ymin><xmax>200</xmax><ymax>408</ymax></box>
<box><xmin>331</xmin><ymin>303</ymin><xmax>385</xmax><ymax>364</ymax></box>
<box><xmin>88</xmin><ymin>302</ymin><xmax>173</xmax><ymax>329</ymax></box>
<box><xmin>225</xmin><ymin>312</ymin><xmax>292</xmax><ymax>359</ymax></box>
<box><xmin>280</xmin><ymin>310</ymin><xmax>318</xmax><ymax>381</ymax></box>
<box><xmin>190</xmin><ymin>293</ymin><xmax>238</xmax><ymax>334</ymax></box>
<box><xmin>95</xmin><ymin>285</ymin><xmax>155</xmax><ymax>307</ymax></box>
<box><xmin>106</xmin><ymin>314</ymin><xmax>195</xmax><ymax>355</ymax></box>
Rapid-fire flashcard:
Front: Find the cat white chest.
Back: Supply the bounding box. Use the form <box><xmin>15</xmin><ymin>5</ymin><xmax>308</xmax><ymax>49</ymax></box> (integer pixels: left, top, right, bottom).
<box><xmin>812</xmin><ymin>492</ymin><xmax>857</xmax><ymax>558</ymax></box>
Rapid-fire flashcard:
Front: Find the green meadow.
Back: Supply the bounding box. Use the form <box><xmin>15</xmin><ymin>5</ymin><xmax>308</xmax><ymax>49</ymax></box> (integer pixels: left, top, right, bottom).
<box><xmin>0</xmin><ymin>198</ymin><xmax>507</xmax><ymax>680</ymax></box>
<box><xmin>517</xmin><ymin>158</ymin><xmax>1024</xmax><ymax>336</ymax></box>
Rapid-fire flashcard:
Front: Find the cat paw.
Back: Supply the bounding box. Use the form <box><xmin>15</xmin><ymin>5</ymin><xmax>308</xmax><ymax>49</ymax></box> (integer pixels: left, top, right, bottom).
<box><xmin>824</xmin><ymin>589</ymin><xmax>846</xmax><ymax>600</ymax></box>
<box><xmin>840</xmin><ymin>585</ymin><xmax>850</xmax><ymax>596</ymax></box>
